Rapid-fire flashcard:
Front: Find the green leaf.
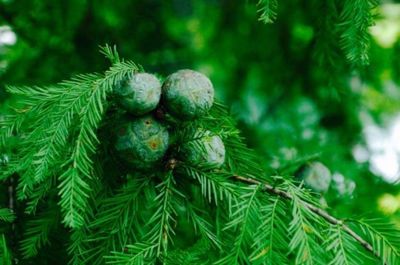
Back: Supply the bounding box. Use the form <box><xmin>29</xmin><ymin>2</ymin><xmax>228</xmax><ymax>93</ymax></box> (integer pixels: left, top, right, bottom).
<box><xmin>186</xmin><ymin>204</ymin><xmax>221</xmax><ymax>249</ymax></box>
<box><xmin>351</xmin><ymin>218</ymin><xmax>400</xmax><ymax>265</ymax></box>
<box><xmin>82</xmin><ymin>178</ymin><xmax>148</xmax><ymax>264</ymax></box>
<box><xmin>338</xmin><ymin>0</ymin><xmax>378</xmax><ymax>66</ymax></box>
<box><xmin>145</xmin><ymin>172</ymin><xmax>178</xmax><ymax>256</ymax></box>
<box><xmin>58</xmin><ymin>167</ymin><xmax>91</xmax><ymax>228</ymax></box>
<box><xmin>215</xmin><ymin>185</ymin><xmax>261</xmax><ymax>265</ymax></box>
<box><xmin>0</xmin><ymin>234</ymin><xmax>12</xmax><ymax>265</ymax></box>
<box><xmin>99</xmin><ymin>44</ymin><xmax>121</xmax><ymax>64</ymax></box>
<box><xmin>0</xmin><ymin>208</ymin><xmax>15</xmax><ymax>223</ymax></box>
<box><xmin>20</xmin><ymin>210</ymin><xmax>58</xmax><ymax>258</ymax></box>
<box><xmin>287</xmin><ymin>183</ymin><xmax>326</xmax><ymax>265</ymax></box>
<box><xmin>257</xmin><ymin>0</ymin><xmax>278</xmax><ymax>24</ymax></box>
<box><xmin>182</xmin><ymin>166</ymin><xmax>238</xmax><ymax>206</ymax></box>
<box><xmin>58</xmin><ymin>61</ymin><xmax>139</xmax><ymax>228</ymax></box>
<box><xmin>325</xmin><ymin>224</ymin><xmax>364</xmax><ymax>265</ymax></box>
<box><xmin>250</xmin><ymin>197</ymin><xmax>289</xmax><ymax>264</ymax></box>
<box><xmin>104</xmin><ymin>242</ymin><xmax>156</xmax><ymax>265</ymax></box>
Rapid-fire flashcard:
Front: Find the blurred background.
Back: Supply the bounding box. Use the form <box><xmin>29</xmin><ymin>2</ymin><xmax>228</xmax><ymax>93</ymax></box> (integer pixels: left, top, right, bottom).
<box><xmin>0</xmin><ymin>0</ymin><xmax>399</xmax><ymax>226</ymax></box>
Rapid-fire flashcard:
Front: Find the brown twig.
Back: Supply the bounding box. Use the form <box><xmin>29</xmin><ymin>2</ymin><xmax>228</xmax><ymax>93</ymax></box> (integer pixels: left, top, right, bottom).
<box><xmin>233</xmin><ymin>175</ymin><xmax>381</xmax><ymax>261</ymax></box>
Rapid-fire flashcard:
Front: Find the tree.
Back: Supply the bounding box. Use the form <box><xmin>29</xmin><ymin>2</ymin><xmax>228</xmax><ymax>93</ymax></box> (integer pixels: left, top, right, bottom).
<box><xmin>0</xmin><ymin>0</ymin><xmax>400</xmax><ymax>264</ymax></box>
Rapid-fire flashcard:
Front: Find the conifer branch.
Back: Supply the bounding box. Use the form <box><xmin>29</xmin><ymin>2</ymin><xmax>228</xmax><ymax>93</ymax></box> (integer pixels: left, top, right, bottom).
<box><xmin>351</xmin><ymin>219</ymin><xmax>400</xmax><ymax>264</ymax></box>
<box><xmin>185</xmin><ymin>203</ymin><xmax>221</xmax><ymax>249</ymax></box>
<box><xmin>2</xmin><ymin>45</ymin><xmax>397</xmax><ymax>264</ymax></box>
<box><xmin>20</xmin><ymin>210</ymin><xmax>58</xmax><ymax>258</ymax></box>
<box><xmin>0</xmin><ymin>234</ymin><xmax>12</xmax><ymax>265</ymax></box>
<box><xmin>0</xmin><ymin>208</ymin><xmax>15</xmax><ymax>223</ymax></box>
<box><xmin>326</xmin><ymin>224</ymin><xmax>363</xmax><ymax>265</ymax></box>
<box><xmin>145</xmin><ymin>172</ymin><xmax>177</xmax><ymax>256</ymax></box>
<box><xmin>105</xmin><ymin>242</ymin><xmax>156</xmax><ymax>265</ymax></box>
<box><xmin>250</xmin><ymin>197</ymin><xmax>288</xmax><ymax>263</ymax></box>
<box><xmin>287</xmin><ymin>183</ymin><xmax>325</xmax><ymax>264</ymax></box>
<box><xmin>84</xmin><ymin>178</ymin><xmax>147</xmax><ymax>264</ymax></box>
<box><xmin>257</xmin><ymin>0</ymin><xmax>278</xmax><ymax>24</ymax></box>
<box><xmin>68</xmin><ymin>228</ymin><xmax>87</xmax><ymax>265</ymax></box>
<box><xmin>215</xmin><ymin>185</ymin><xmax>261</xmax><ymax>264</ymax></box>
<box><xmin>338</xmin><ymin>0</ymin><xmax>377</xmax><ymax>66</ymax></box>
<box><xmin>99</xmin><ymin>44</ymin><xmax>121</xmax><ymax>64</ymax></box>
<box><xmin>232</xmin><ymin>175</ymin><xmax>382</xmax><ymax>261</ymax></box>
<box><xmin>182</xmin><ymin>166</ymin><xmax>238</xmax><ymax>206</ymax></box>
<box><xmin>25</xmin><ymin>176</ymin><xmax>54</xmax><ymax>214</ymax></box>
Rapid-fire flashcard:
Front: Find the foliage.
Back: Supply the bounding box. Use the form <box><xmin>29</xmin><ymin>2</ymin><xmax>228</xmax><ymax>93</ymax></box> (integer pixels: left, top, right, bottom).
<box><xmin>352</xmin><ymin>218</ymin><xmax>400</xmax><ymax>264</ymax></box>
<box><xmin>338</xmin><ymin>0</ymin><xmax>378</xmax><ymax>66</ymax></box>
<box><xmin>1</xmin><ymin>51</ymin><xmax>140</xmax><ymax>228</ymax></box>
<box><xmin>0</xmin><ymin>48</ymin><xmax>399</xmax><ymax>264</ymax></box>
<box><xmin>0</xmin><ymin>208</ymin><xmax>14</xmax><ymax>265</ymax></box>
<box><xmin>257</xmin><ymin>0</ymin><xmax>278</xmax><ymax>24</ymax></box>
<box><xmin>0</xmin><ymin>0</ymin><xmax>399</xmax><ymax>264</ymax></box>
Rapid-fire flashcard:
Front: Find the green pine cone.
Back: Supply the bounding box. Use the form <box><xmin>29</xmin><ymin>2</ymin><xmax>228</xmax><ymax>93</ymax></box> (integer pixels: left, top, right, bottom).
<box><xmin>298</xmin><ymin>162</ymin><xmax>332</xmax><ymax>193</ymax></box>
<box><xmin>114</xmin><ymin>73</ymin><xmax>161</xmax><ymax>115</ymax></box>
<box><xmin>162</xmin><ymin>69</ymin><xmax>214</xmax><ymax>119</ymax></box>
<box><xmin>180</xmin><ymin>130</ymin><xmax>225</xmax><ymax>169</ymax></box>
<box><xmin>114</xmin><ymin>115</ymin><xmax>169</xmax><ymax>169</ymax></box>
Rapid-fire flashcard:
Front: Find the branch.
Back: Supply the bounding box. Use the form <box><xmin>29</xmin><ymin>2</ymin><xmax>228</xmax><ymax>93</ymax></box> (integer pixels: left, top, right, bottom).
<box><xmin>232</xmin><ymin>175</ymin><xmax>380</xmax><ymax>261</ymax></box>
